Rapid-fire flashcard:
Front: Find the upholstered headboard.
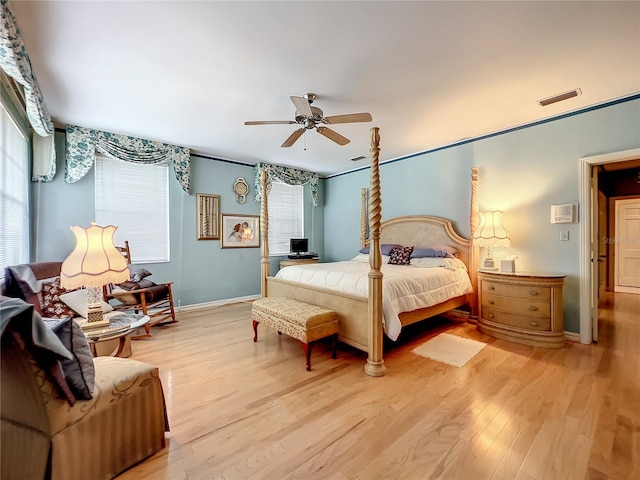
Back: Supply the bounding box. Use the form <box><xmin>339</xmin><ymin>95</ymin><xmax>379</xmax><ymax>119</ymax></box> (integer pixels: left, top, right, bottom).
<box><xmin>379</xmin><ymin>215</ymin><xmax>470</xmax><ymax>268</ymax></box>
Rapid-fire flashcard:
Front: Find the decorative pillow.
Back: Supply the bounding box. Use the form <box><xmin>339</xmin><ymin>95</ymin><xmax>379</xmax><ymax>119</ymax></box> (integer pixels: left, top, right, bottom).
<box><xmin>41</xmin><ymin>277</ymin><xmax>76</xmax><ymax>319</ymax></box>
<box><xmin>59</xmin><ymin>289</ymin><xmax>113</xmax><ymax>318</ymax></box>
<box><xmin>116</xmin><ymin>279</ymin><xmax>155</xmax><ymax>291</ymax></box>
<box><xmin>388</xmin><ymin>246</ymin><xmax>414</xmax><ymax>265</ymax></box>
<box><xmin>411</xmin><ymin>246</ymin><xmax>458</xmax><ymax>259</ymax></box>
<box><xmin>350</xmin><ymin>253</ymin><xmax>391</xmax><ymax>264</ymax></box>
<box><xmin>128</xmin><ymin>265</ymin><xmax>152</xmax><ymax>283</ymax></box>
<box><xmin>43</xmin><ymin>317</ymin><xmax>95</xmax><ymax>400</ymax></box>
<box><xmin>359</xmin><ymin>244</ymin><xmax>403</xmax><ymax>256</ymax></box>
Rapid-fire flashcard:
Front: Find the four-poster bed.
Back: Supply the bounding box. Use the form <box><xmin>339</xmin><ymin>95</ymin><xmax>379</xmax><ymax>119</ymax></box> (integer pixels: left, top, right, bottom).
<box><xmin>259</xmin><ymin>128</ymin><xmax>479</xmax><ymax>376</ymax></box>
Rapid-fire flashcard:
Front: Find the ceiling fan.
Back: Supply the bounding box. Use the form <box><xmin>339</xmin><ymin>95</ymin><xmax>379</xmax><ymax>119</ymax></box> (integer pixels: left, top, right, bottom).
<box><xmin>244</xmin><ymin>93</ymin><xmax>372</xmax><ymax>147</ymax></box>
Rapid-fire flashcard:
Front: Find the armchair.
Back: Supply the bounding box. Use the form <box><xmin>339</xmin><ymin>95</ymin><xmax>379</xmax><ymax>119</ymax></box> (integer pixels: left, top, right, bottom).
<box><xmin>104</xmin><ymin>241</ymin><xmax>177</xmax><ymax>336</ymax></box>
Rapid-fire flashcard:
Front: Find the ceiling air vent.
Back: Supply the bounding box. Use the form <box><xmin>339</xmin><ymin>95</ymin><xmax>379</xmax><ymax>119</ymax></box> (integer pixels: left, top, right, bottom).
<box><xmin>350</xmin><ymin>155</ymin><xmax>366</xmax><ymax>162</ymax></box>
<box><xmin>537</xmin><ymin>88</ymin><xmax>582</xmax><ymax>107</ymax></box>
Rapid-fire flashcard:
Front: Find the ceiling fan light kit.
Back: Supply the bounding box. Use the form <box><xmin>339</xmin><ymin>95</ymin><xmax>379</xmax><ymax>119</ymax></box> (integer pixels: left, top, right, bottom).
<box><xmin>244</xmin><ymin>92</ymin><xmax>372</xmax><ymax>148</ymax></box>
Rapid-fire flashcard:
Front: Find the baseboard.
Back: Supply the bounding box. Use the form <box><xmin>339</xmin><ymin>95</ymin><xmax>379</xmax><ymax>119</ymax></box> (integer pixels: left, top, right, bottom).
<box><xmin>176</xmin><ymin>294</ymin><xmax>260</xmax><ymax>313</ymax></box>
<box><xmin>564</xmin><ymin>331</ymin><xmax>580</xmax><ymax>343</ymax></box>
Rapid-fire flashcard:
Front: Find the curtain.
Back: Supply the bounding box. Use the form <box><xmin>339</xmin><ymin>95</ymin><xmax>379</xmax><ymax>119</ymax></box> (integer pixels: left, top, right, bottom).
<box><xmin>254</xmin><ymin>162</ymin><xmax>319</xmax><ymax>207</ymax></box>
<box><xmin>0</xmin><ymin>0</ymin><xmax>56</xmax><ymax>181</ymax></box>
<box><xmin>65</xmin><ymin>124</ymin><xmax>191</xmax><ymax>194</ymax></box>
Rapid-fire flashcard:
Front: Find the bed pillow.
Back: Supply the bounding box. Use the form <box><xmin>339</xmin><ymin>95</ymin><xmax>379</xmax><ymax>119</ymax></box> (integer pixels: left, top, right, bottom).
<box><xmin>411</xmin><ymin>257</ymin><xmax>467</xmax><ymax>270</ymax></box>
<box><xmin>411</xmin><ymin>246</ymin><xmax>458</xmax><ymax>259</ymax></box>
<box><xmin>43</xmin><ymin>317</ymin><xmax>95</xmax><ymax>400</ymax></box>
<box><xmin>59</xmin><ymin>289</ymin><xmax>113</xmax><ymax>319</ymax></box>
<box><xmin>41</xmin><ymin>277</ymin><xmax>76</xmax><ymax>319</ymax></box>
<box><xmin>359</xmin><ymin>243</ymin><xmax>403</xmax><ymax>256</ymax></box>
<box><xmin>350</xmin><ymin>253</ymin><xmax>391</xmax><ymax>264</ymax></box>
<box><xmin>388</xmin><ymin>246</ymin><xmax>414</xmax><ymax>265</ymax></box>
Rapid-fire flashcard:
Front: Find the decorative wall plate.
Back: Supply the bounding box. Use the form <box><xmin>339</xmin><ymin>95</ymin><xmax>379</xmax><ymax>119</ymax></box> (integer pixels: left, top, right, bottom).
<box><xmin>233</xmin><ymin>177</ymin><xmax>249</xmax><ymax>204</ymax></box>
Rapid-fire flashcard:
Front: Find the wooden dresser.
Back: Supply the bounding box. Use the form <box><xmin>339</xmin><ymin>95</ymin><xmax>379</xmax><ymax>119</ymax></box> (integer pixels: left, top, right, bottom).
<box><xmin>279</xmin><ymin>258</ymin><xmax>319</xmax><ymax>269</ymax></box>
<box><xmin>477</xmin><ymin>271</ymin><xmax>565</xmax><ymax>348</ymax></box>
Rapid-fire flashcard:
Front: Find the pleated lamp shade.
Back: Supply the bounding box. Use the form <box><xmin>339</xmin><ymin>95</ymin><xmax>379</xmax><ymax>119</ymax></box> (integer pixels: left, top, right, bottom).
<box><xmin>60</xmin><ymin>223</ymin><xmax>130</xmax><ymax>290</ymax></box>
<box><xmin>473</xmin><ymin>211</ymin><xmax>510</xmax><ymax>247</ymax></box>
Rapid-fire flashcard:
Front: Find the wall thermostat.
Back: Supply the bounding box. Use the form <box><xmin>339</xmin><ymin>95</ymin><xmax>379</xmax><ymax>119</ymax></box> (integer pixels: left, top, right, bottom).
<box><xmin>550</xmin><ymin>204</ymin><xmax>578</xmax><ymax>224</ymax></box>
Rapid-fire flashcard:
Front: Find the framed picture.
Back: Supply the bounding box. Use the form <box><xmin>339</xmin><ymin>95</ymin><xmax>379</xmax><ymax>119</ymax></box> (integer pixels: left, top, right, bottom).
<box><xmin>221</xmin><ymin>214</ymin><xmax>260</xmax><ymax>248</ymax></box>
<box><xmin>196</xmin><ymin>193</ymin><xmax>221</xmax><ymax>240</ymax></box>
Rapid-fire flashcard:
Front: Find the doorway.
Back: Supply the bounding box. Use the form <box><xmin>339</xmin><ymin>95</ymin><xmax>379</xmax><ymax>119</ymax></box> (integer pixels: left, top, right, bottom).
<box><xmin>614</xmin><ymin>198</ymin><xmax>640</xmax><ymax>294</ymax></box>
<box><xmin>579</xmin><ymin>148</ymin><xmax>640</xmax><ymax>344</ymax></box>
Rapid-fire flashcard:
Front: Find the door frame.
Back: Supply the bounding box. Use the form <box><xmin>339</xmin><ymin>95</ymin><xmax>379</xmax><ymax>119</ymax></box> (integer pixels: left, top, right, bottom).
<box><xmin>579</xmin><ymin>148</ymin><xmax>640</xmax><ymax>343</ymax></box>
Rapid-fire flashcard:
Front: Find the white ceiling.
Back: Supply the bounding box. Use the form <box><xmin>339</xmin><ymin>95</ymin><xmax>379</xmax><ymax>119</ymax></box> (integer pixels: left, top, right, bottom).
<box><xmin>10</xmin><ymin>1</ymin><xmax>640</xmax><ymax>177</ymax></box>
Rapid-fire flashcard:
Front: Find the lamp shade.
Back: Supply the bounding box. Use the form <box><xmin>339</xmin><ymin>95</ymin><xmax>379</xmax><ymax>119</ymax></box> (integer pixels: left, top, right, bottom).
<box><xmin>473</xmin><ymin>211</ymin><xmax>510</xmax><ymax>247</ymax></box>
<box><xmin>60</xmin><ymin>223</ymin><xmax>129</xmax><ymax>290</ymax></box>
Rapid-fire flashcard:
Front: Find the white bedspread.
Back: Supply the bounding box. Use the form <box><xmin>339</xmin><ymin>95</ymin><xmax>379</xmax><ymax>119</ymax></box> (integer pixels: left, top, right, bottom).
<box><xmin>274</xmin><ymin>260</ymin><xmax>472</xmax><ymax>341</ymax></box>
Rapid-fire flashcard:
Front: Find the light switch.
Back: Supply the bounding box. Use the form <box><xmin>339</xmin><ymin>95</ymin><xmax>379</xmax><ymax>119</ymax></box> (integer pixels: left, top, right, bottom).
<box><xmin>561</xmin><ymin>231</ymin><xmax>570</xmax><ymax>241</ymax></box>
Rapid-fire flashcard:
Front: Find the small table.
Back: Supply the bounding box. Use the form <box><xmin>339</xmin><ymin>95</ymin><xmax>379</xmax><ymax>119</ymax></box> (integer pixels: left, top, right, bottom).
<box><xmin>82</xmin><ymin>314</ymin><xmax>150</xmax><ymax>357</ymax></box>
<box><xmin>279</xmin><ymin>258</ymin><xmax>319</xmax><ymax>269</ymax></box>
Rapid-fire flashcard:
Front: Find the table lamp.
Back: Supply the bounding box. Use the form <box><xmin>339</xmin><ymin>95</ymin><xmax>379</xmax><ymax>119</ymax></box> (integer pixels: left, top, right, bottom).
<box><xmin>473</xmin><ymin>210</ymin><xmax>510</xmax><ymax>270</ymax></box>
<box><xmin>60</xmin><ymin>223</ymin><xmax>130</xmax><ymax>328</ymax></box>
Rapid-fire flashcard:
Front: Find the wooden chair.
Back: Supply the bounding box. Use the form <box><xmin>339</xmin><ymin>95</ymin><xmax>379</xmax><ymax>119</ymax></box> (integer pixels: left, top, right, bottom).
<box><xmin>104</xmin><ymin>241</ymin><xmax>177</xmax><ymax>336</ymax></box>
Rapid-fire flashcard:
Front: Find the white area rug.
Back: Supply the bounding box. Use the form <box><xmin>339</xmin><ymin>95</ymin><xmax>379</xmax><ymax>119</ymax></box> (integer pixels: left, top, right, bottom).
<box><xmin>412</xmin><ymin>333</ymin><xmax>486</xmax><ymax>367</ymax></box>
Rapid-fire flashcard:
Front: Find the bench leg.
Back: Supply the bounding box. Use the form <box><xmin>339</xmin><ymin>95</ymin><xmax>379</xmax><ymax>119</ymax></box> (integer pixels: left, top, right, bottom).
<box><xmin>252</xmin><ymin>320</ymin><xmax>259</xmax><ymax>342</ymax></box>
<box><xmin>302</xmin><ymin>341</ymin><xmax>314</xmax><ymax>371</ymax></box>
<box><xmin>331</xmin><ymin>334</ymin><xmax>338</xmax><ymax>359</ymax></box>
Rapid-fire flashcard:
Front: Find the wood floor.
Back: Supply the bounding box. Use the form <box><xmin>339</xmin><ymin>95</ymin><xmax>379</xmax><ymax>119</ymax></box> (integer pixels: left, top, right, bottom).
<box><xmin>119</xmin><ymin>293</ymin><xmax>639</xmax><ymax>480</ymax></box>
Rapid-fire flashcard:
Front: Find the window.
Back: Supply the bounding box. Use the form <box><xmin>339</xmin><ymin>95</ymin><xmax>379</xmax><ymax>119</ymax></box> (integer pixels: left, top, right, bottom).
<box><xmin>0</xmin><ymin>102</ymin><xmax>29</xmax><ymax>272</ymax></box>
<box><xmin>268</xmin><ymin>182</ymin><xmax>303</xmax><ymax>256</ymax></box>
<box><xmin>95</xmin><ymin>156</ymin><xmax>169</xmax><ymax>263</ymax></box>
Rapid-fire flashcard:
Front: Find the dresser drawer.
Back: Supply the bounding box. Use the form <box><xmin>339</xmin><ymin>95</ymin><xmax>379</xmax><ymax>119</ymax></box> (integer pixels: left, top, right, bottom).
<box><xmin>482</xmin><ymin>308</ymin><xmax>551</xmax><ymax>331</ymax></box>
<box><xmin>515</xmin><ymin>285</ymin><xmax>551</xmax><ymax>301</ymax></box>
<box><xmin>482</xmin><ymin>295</ymin><xmax>550</xmax><ymax>317</ymax></box>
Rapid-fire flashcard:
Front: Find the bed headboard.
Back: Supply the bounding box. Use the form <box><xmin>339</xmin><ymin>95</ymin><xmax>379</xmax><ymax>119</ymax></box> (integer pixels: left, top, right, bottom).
<box><xmin>371</xmin><ymin>215</ymin><xmax>470</xmax><ymax>269</ymax></box>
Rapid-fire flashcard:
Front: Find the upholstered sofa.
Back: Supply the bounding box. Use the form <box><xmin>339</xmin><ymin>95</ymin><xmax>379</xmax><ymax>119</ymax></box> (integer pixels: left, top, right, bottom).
<box><xmin>0</xmin><ymin>295</ymin><xmax>169</xmax><ymax>479</ymax></box>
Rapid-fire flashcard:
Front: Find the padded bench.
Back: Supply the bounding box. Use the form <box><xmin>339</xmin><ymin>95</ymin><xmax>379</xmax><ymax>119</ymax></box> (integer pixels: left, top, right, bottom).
<box><xmin>252</xmin><ymin>297</ymin><xmax>338</xmax><ymax>371</ymax></box>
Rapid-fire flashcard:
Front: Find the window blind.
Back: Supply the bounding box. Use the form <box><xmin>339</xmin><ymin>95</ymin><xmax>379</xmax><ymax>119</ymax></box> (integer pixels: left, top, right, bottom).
<box><xmin>268</xmin><ymin>182</ymin><xmax>304</xmax><ymax>255</ymax></box>
<box><xmin>0</xmin><ymin>102</ymin><xmax>29</xmax><ymax>272</ymax></box>
<box><xmin>95</xmin><ymin>156</ymin><xmax>169</xmax><ymax>263</ymax></box>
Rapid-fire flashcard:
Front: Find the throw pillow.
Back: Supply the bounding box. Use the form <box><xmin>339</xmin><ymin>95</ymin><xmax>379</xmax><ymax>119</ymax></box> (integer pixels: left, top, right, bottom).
<box><xmin>388</xmin><ymin>246</ymin><xmax>414</xmax><ymax>265</ymax></box>
<box><xmin>43</xmin><ymin>317</ymin><xmax>95</xmax><ymax>400</ymax></box>
<box><xmin>59</xmin><ymin>289</ymin><xmax>113</xmax><ymax>319</ymax></box>
<box><xmin>411</xmin><ymin>246</ymin><xmax>458</xmax><ymax>259</ymax></box>
<box><xmin>128</xmin><ymin>265</ymin><xmax>152</xmax><ymax>283</ymax></box>
<box><xmin>41</xmin><ymin>277</ymin><xmax>76</xmax><ymax>319</ymax></box>
<box><xmin>359</xmin><ymin>243</ymin><xmax>403</xmax><ymax>256</ymax></box>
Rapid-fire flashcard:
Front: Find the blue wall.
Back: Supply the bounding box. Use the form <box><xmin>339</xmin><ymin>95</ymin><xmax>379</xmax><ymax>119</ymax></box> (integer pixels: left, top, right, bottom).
<box><xmin>32</xmin><ymin>134</ymin><xmax>324</xmax><ymax>307</ymax></box>
<box><xmin>323</xmin><ymin>98</ymin><xmax>640</xmax><ymax>333</ymax></box>
<box><xmin>30</xmin><ymin>98</ymin><xmax>639</xmax><ymax>333</ymax></box>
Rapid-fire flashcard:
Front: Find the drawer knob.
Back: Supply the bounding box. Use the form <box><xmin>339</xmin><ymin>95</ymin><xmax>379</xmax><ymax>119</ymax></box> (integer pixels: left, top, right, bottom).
<box><xmin>530</xmin><ymin>290</ymin><xmax>539</xmax><ymax>296</ymax></box>
<box><xmin>529</xmin><ymin>305</ymin><xmax>538</xmax><ymax>311</ymax></box>
<box><xmin>488</xmin><ymin>313</ymin><xmax>494</xmax><ymax>319</ymax></box>
<box><xmin>488</xmin><ymin>286</ymin><xmax>495</xmax><ymax>290</ymax></box>
<box><xmin>488</xmin><ymin>300</ymin><xmax>494</xmax><ymax>305</ymax></box>
<box><xmin>530</xmin><ymin>321</ymin><xmax>539</xmax><ymax>326</ymax></box>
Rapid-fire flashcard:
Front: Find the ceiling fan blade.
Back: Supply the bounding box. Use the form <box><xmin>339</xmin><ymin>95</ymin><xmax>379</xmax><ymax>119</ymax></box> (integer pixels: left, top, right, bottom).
<box><xmin>323</xmin><ymin>113</ymin><xmax>373</xmax><ymax>124</ymax></box>
<box><xmin>244</xmin><ymin>120</ymin><xmax>296</xmax><ymax>125</ymax></box>
<box><xmin>316</xmin><ymin>126</ymin><xmax>350</xmax><ymax>146</ymax></box>
<box><xmin>290</xmin><ymin>96</ymin><xmax>313</xmax><ymax>117</ymax></box>
<box><xmin>281</xmin><ymin>128</ymin><xmax>305</xmax><ymax>148</ymax></box>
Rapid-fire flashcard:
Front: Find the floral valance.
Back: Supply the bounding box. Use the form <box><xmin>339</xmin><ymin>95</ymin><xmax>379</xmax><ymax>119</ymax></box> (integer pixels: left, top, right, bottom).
<box><xmin>254</xmin><ymin>162</ymin><xmax>319</xmax><ymax>207</ymax></box>
<box><xmin>0</xmin><ymin>0</ymin><xmax>54</xmax><ymax>138</ymax></box>
<box><xmin>65</xmin><ymin>124</ymin><xmax>191</xmax><ymax>194</ymax></box>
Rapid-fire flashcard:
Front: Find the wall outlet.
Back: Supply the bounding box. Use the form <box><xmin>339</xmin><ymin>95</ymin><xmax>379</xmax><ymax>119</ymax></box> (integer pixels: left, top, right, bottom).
<box><xmin>561</xmin><ymin>231</ymin><xmax>570</xmax><ymax>241</ymax></box>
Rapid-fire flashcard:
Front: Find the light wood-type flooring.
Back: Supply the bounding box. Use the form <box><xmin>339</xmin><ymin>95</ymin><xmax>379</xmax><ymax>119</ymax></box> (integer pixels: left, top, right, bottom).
<box><xmin>119</xmin><ymin>292</ymin><xmax>639</xmax><ymax>480</ymax></box>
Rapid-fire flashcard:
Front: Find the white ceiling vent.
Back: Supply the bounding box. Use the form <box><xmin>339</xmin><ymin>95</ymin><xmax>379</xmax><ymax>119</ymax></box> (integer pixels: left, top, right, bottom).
<box><xmin>350</xmin><ymin>155</ymin><xmax>366</xmax><ymax>162</ymax></box>
<box><xmin>537</xmin><ymin>88</ymin><xmax>582</xmax><ymax>107</ymax></box>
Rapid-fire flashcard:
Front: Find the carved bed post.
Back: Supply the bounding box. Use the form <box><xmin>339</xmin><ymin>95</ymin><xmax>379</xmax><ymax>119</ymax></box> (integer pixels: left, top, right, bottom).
<box><xmin>365</xmin><ymin>127</ymin><xmax>386</xmax><ymax>377</ymax></box>
<box><xmin>360</xmin><ymin>188</ymin><xmax>367</xmax><ymax>249</ymax></box>
<box><xmin>469</xmin><ymin>167</ymin><xmax>479</xmax><ymax>318</ymax></box>
<box><xmin>260</xmin><ymin>171</ymin><xmax>270</xmax><ymax>298</ymax></box>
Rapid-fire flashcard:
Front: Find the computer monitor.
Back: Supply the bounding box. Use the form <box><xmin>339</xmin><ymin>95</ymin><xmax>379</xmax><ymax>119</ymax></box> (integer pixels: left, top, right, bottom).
<box><xmin>290</xmin><ymin>238</ymin><xmax>308</xmax><ymax>255</ymax></box>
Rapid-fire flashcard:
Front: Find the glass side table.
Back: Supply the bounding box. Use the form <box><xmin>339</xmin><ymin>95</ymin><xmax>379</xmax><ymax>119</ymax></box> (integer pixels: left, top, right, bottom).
<box><xmin>80</xmin><ymin>313</ymin><xmax>150</xmax><ymax>357</ymax></box>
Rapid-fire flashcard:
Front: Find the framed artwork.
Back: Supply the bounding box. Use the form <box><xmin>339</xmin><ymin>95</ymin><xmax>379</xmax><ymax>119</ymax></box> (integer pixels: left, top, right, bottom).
<box><xmin>196</xmin><ymin>193</ymin><xmax>221</xmax><ymax>240</ymax></box>
<box><xmin>221</xmin><ymin>214</ymin><xmax>260</xmax><ymax>248</ymax></box>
